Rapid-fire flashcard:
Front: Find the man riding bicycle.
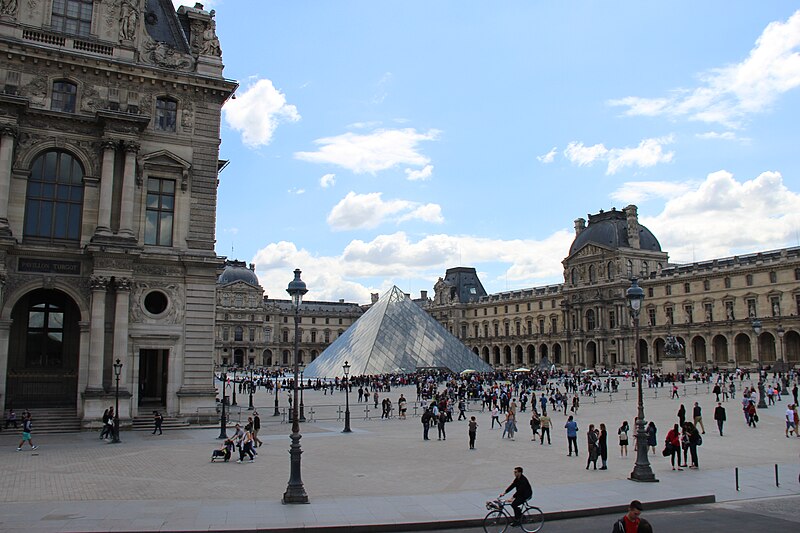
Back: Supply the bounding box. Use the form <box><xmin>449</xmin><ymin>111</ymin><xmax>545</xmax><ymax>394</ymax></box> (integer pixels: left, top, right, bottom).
<box><xmin>499</xmin><ymin>466</ymin><xmax>532</xmax><ymax>527</ymax></box>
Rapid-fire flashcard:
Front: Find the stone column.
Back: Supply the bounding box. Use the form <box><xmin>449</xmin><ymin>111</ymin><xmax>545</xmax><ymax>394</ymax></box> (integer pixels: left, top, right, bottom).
<box><xmin>112</xmin><ymin>278</ymin><xmax>131</xmax><ymax>391</ymax></box>
<box><xmin>118</xmin><ymin>141</ymin><xmax>139</xmax><ymax>238</ymax></box>
<box><xmin>0</xmin><ymin>127</ymin><xmax>17</xmax><ymax>236</ymax></box>
<box><xmin>95</xmin><ymin>140</ymin><xmax>117</xmax><ymax>234</ymax></box>
<box><xmin>87</xmin><ymin>276</ymin><xmax>109</xmax><ymax>391</ymax></box>
<box><xmin>0</xmin><ymin>318</ymin><xmax>11</xmax><ymax>408</ymax></box>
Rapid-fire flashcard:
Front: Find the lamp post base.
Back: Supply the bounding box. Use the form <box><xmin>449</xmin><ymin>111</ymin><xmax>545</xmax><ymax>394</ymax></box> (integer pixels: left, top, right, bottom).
<box><xmin>343</xmin><ymin>410</ymin><xmax>352</xmax><ymax>433</ymax></box>
<box><xmin>629</xmin><ymin>466</ymin><xmax>659</xmax><ymax>482</ymax></box>
<box><xmin>282</xmin><ymin>432</ymin><xmax>309</xmax><ymax>504</ymax></box>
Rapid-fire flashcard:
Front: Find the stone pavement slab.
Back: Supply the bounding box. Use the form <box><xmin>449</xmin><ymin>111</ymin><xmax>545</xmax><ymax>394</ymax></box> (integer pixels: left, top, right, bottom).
<box><xmin>0</xmin><ymin>382</ymin><xmax>798</xmax><ymax>531</ymax></box>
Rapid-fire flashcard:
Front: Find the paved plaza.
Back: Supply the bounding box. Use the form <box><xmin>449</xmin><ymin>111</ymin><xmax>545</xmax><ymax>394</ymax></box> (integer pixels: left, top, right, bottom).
<box><xmin>1</xmin><ymin>381</ymin><xmax>799</xmax><ymax>531</ymax></box>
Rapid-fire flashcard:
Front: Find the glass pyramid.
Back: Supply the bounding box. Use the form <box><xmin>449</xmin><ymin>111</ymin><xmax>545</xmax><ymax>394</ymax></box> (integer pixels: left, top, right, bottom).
<box><xmin>303</xmin><ymin>286</ymin><xmax>494</xmax><ymax>378</ymax></box>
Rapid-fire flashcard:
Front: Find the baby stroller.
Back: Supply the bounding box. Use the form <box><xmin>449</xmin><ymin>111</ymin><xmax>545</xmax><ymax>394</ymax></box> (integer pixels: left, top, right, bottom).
<box><xmin>212</xmin><ymin>439</ymin><xmax>233</xmax><ymax>462</ymax></box>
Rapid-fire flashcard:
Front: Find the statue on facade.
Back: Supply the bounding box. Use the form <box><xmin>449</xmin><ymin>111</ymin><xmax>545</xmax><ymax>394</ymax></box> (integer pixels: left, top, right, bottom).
<box><xmin>664</xmin><ymin>335</ymin><xmax>683</xmax><ymax>358</ymax></box>
<box><xmin>119</xmin><ymin>0</ymin><xmax>138</xmax><ymax>41</ymax></box>
<box><xmin>0</xmin><ymin>0</ymin><xmax>18</xmax><ymax>17</ymax></box>
<box><xmin>200</xmin><ymin>12</ymin><xmax>222</xmax><ymax>56</ymax></box>
<box><xmin>143</xmin><ymin>39</ymin><xmax>194</xmax><ymax>70</ymax></box>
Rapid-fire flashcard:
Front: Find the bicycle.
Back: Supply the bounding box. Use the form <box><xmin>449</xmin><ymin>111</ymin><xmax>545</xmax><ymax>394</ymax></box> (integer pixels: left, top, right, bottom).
<box><xmin>483</xmin><ymin>498</ymin><xmax>544</xmax><ymax>533</ymax></box>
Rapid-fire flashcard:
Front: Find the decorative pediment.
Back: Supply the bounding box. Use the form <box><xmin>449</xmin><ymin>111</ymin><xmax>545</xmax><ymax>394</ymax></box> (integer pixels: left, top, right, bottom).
<box><xmin>138</xmin><ymin>150</ymin><xmax>191</xmax><ymax>191</ymax></box>
<box><xmin>564</xmin><ymin>242</ymin><xmax>615</xmax><ymax>263</ymax></box>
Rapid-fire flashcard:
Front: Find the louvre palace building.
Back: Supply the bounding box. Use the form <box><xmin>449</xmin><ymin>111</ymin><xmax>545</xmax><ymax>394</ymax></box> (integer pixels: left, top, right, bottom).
<box><xmin>426</xmin><ymin>205</ymin><xmax>800</xmax><ymax>372</ymax></box>
<box><xmin>0</xmin><ymin>0</ymin><xmax>236</xmax><ymax>425</ymax></box>
<box><xmin>214</xmin><ymin>260</ymin><xmax>363</xmax><ymax>370</ymax></box>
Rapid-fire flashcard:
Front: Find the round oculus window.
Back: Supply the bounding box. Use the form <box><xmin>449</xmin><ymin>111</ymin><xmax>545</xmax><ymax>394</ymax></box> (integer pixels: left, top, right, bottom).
<box><xmin>144</xmin><ymin>290</ymin><xmax>169</xmax><ymax>315</ymax></box>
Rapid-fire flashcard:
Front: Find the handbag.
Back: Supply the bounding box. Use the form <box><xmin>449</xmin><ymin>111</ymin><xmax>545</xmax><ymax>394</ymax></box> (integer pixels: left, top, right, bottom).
<box><xmin>662</xmin><ymin>442</ymin><xmax>673</xmax><ymax>456</ymax></box>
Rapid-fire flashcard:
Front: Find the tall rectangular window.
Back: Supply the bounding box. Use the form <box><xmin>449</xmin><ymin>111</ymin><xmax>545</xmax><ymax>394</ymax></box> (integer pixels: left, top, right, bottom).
<box><xmin>684</xmin><ymin>305</ymin><xmax>693</xmax><ymax>324</ymax></box>
<box><xmin>51</xmin><ymin>81</ymin><xmax>77</xmax><ymax>113</ymax></box>
<box><xmin>665</xmin><ymin>307</ymin><xmax>674</xmax><ymax>325</ymax></box>
<box><xmin>145</xmin><ymin>178</ymin><xmax>174</xmax><ymax>246</ymax></box>
<box><xmin>551</xmin><ymin>317</ymin><xmax>558</xmax><ymax>333</ymax></box>
<box><xmin>155</xmin><ymin>98</ymin><xmax>177</xmax><ymax>132</ymax></box>
<box><xmin>51</xmin><ymin>0</ymin><xmax>93</xmax><ymax>37</ymax></box>
<box><xmin>648</xmin><ymin>309</ymin><xmax>656</xmax><ymax>326</ymax></box>
<box><xmin>609</xmin><ymin>310</ymin><xmax>616</xmax><ymax>329</ymax></box>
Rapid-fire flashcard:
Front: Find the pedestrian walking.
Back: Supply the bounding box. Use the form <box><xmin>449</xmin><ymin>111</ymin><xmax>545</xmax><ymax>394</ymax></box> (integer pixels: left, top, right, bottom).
<box><xmin>252</xmin><ymin>412</ymin><xmax>263</xmax><ymax>447</ymax></box>
<box><xmin>586</xmin><ymin>424</ymin><xmax>599</xmax><ymax>470</ymax></box>
<box><xmin>491</xmin><ymin>406</ymin><xmax>501</xmax><ymax>429</ymax></box>
<box><xmin>16</xmin><ymin>412</ymin><xmax>38</xmax><ymax>451</ymax></box>
<box><xmin>421</xmin><ymin>408</ymin><xmax>432</xmax><ymax>440</ymax></box>
<box><xmin>693</xmin><ymin>401</ymin><xmax>706</xmax><ymax>434</ymax></box>
<box><xmin>539</xmin><ymin>412</ymin><xmax>551</xmax><ymax>445</ymax></box>
<box><xmin>529</xmin><ymin>410</ymin><xmax>540</xmax><ymax>441</ymax></box>
<box><xmin>565</xmin><ymin>415</ymin><xmax>578</xmax><ymax>456</ymax></box>
<box><xmin>785</xmin><ymin>404</ymin><xmax>797</xmax><ymax>438</ymax></box>
<box><xmin>468</xmin><ymin>416</ymin><xmax>478</xmax><ymax>449</ymax></box>
<box><xmin>598</xmin><ymin>423</ymin><xmax>608</xmax><ymax>469</ymax></box>
<box><xmin>152</xmin><ymin>411</ymin><xmax>163</xmax><ymax>435</ymax></box>
<box><xmin>437</xmin><ymin>410</ymin><xmax>447</xmax><ymax>440</ymax></box>
<box><xmin>677</xmin><ymin>404</ymin><xmax>686</xmax><ymax>428</ymax></box>
<box><xmin>502</xmin><ymin>410</ymin><xmax>516</xmax><ymax>440</ymax></box>
<box><xmin>618</xmin><ymin>421</ymin><xmax>629</xmax><ymax>457</ymax></box>
<box><xmin>714</xmin><ymin>402</ymin><xmax>726</xmax><ymax>436</ymax></box>
<box><xmin>646</xmin><ymin>421</ymin><xmax>657</xmax><ymax>455</ymax></box>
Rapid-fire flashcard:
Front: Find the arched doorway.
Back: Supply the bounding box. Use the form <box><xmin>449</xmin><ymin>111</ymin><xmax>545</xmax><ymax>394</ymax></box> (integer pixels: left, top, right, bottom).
<box><xmin>785</xmin><ymin>331</ymin><xmax>800</xmax><ymax>363</ymax></box>
<box><xmin>734</xmin><ymin>334</ymin><xmax>751</xmax><ymax>364</ymax></box>
<box><xmin>758</xmin><ymin>332</ymin><xmax>776</xmax><ymax>363</ymax></box>
<box><xmin>263</xmin><ymin>349</ymin><xmax>273</xmax><ymax>367</ymax></box>
<box><xmin>515</xmin><ymin>345</ymin><xmax>523</xmax><ymax>366</ymax></box>
<box><xmin>553</xmin><ymin>343</ymin><xmax>562</xmax><ymax>365</ymax></box>
<box><xmin>7</xmin><ymin>289</ymin><xmax>80</xmax><ymax>408</ymax></box>
<box><xmin>310</xmin><ymin>350</ymin><xmax>318</xmax><ymax>361</ymax></box>
<box><xmin>527</xmin><ymin>345</ymin><xmax>535</xmax><ymax>365</ymax></box>
<box><xmin>638</xmin><ymin>339</ymin><xmax>648</xmax><ymax>365</ymax></box>
<box><xmin>586</xmin><ymin>341</ymin><xmax>597</xmax><ymax>367</ymax></box>
<box><xmin>504</xmin><ymin>346</ymin><xmax>512</xmax><ymax>366</ymax></box>
<box><xmin>539</xmin><ymin>344</ymin><xmax>549</xmax><ymax>362</ymax></box>
<box><xmin>233</xmin><ymin>349</ymin><xmax>244</xmax><ymax>367</ymax></box>
<box><xmin>712</xmin><ymin>335</ymin><xmax>728</xmax><ymax>363</ymax></box>
<box><xmin>482</xmin><ymin>346</ymin><xmax>490</xmax><ymax>365</ymax></box>
<box><xmin>493</xmin><ymin>346</ymin><xmax>501</xmax><ymax>366</ymax></box>
<box><xmin>691</xmin><ymin>336</ymin><xmax>706</xmax><ymax>365</ymax></box>
<box><xmin>654</xmin><ymin>338</ymin><xmax>665</xmax><ymax>363</ymax></box>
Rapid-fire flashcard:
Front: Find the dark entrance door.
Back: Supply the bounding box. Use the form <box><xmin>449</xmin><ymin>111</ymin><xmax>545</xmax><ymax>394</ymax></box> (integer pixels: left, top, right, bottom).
<box><xmin>6</xmin><ymin>289</ymin><xmax>80</xmax><ymax>408</ymax></box>
<box><xmin>138</xmin><ymin>349</ymin><xmax>168</xmax><ymax>407</ymax></box>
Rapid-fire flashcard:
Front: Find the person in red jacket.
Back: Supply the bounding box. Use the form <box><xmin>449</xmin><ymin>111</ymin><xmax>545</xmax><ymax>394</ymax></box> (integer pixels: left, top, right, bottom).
<box><xmin>665</xmin><ymin>423</ymin><xmax>682</xmax><ymax>471</ymax></box>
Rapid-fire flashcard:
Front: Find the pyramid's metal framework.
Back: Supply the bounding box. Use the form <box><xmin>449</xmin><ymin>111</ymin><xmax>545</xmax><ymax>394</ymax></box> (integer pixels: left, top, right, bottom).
<box><xmin>303</xmin><ymin>286</ymin><xmax>493</xmax><ymax>377</ymax></box>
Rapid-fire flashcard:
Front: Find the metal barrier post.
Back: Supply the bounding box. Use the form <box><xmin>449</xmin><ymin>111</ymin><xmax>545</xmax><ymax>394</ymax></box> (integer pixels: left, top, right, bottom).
<box><xmin>735</xmin><ymin>467</ymin><xmax>739</xmax><ymax>491</ymax></box>
<box><xmin>775</xmin><ymin>464</ymin><xmax>780</xmax><ymax>487</ymax></box>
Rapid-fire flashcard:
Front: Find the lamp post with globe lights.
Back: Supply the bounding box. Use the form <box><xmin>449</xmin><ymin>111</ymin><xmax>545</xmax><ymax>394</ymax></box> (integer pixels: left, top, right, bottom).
<box><xmin>111</xmin><ymin>359</ymin><xmax>122</xmax><ymax>444</ymax></box>
<box><xmin>752</xmin><ymin>318</ymin><xmax>768</xmax><ymax>408</ymax></box>
<box><xmin>343</xmin><ymin>360</ymin><xmax>352</xmax><ymax>433</ymax></box>
<box><xmin>627</xmin><ymin>278</ymin><xmax>657</xmax><ymax>483</ymax></box>
<box><xmin>217</xmin><ymin>362</ymin><xmax>229</xmax><ymax>439</ymax></box>
<box><xmin>283</xmin><ymin>269</ymin><xmax>309</xmax><ymax>504</ymax></box>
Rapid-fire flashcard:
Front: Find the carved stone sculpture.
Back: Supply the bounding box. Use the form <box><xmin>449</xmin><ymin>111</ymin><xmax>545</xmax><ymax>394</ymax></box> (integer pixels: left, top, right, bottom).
<box><xmin>0</xmin><ymin>0</ymin><xmax>18</xmax><ymax>17</ymax></box>
<box><xmin>119</xmin><ymin>0</ymin><xmax>138</xmax><ymax>41</ymax></box>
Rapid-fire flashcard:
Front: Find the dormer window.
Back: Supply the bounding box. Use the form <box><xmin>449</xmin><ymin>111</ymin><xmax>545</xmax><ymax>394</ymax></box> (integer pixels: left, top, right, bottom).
<box><xmin>155</xmin><ymin>97</ymin><xmax>178</xmax><ymax>132</ymax></box>
<box><xmin>51</xmin><ymin>81</ymin><xmax>77</xmax><ymax>113</ymax></box>
<box><xmin>51</xmin><ymin>0</ymin><xmax>93</xmax><ymax>37</ymax></box>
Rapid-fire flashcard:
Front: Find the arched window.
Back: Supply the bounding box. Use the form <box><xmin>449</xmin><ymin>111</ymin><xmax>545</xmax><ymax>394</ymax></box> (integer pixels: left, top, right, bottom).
<box><xmin>155</xmin><ymin>97</ymin><xmax>178</xmax><ymax>132</ymax></box>
<box><xmin>588</xmin><ymin>265</ymin><xmax>596</xmax><ymax>283</ymax></box>
<box><xmin>570</xmin><ymin>268</ymin><xmax>576</xmax><ymax>285</ymax></box>
<box><xmin>642</xmin><ymin>261</ymin><xmax>649</xmax><ymax>277</ymax></box>
<box><xmin>607</xmin><ymin>261</ymin><xmax>614</xmax><ymax>281</ymax></box>
<box><xmin>586</xmin><ymin>309</ymin><xmax>596</xmax><ymax>330</ymax></box>
<box><xmin>51</xmin><ymin>81</ymin><xmax>77</xmax><ymax>112</ymax></box>
<box><xmin>24</xmin><ymin>151</ymin><xmax>84</xmax><ymax>243</ymax></box>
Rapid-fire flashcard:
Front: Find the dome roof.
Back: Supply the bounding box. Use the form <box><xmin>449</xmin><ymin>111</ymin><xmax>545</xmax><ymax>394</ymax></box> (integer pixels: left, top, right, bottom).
<box><xmin>569</xmin><ymin>208</ymin><xmax>661</xmax><ymax>256</ymax></box>
<box><xmin>218</xmin><ymin>260</ymin><xmax>260</xmax><ymax>286</ymax></box>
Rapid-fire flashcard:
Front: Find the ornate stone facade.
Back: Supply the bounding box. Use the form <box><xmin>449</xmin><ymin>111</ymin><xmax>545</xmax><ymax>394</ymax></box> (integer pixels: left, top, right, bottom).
<box><xmin>0</xmin><ymin>1</ymin><xmax>236</xmax><ymax>425</ymax></box>
<box><xmin>215</xmin><ymin>260</ymin><xmax>364</xmax><ymax>370</ymax></box>
<box><xmin>426</xmin><ymin>206</ymin><xmax>800</xmax><ymax>372</ymax></box>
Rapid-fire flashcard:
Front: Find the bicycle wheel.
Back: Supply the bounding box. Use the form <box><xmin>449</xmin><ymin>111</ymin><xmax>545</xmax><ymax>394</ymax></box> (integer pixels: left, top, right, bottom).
<box><xmin>483</xmin><ymin>509</ymin><xmax>509</xmax><ymax>533</ymax></box>
<box><xmin>520</xmin><ymin>505</ymin><xmax>544</xmax><ymax>533</ymax></box>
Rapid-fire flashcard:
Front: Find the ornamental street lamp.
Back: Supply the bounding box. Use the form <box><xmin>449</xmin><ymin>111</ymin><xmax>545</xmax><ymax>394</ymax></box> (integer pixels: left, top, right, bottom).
<box><xmin>248</xmin><ymin>364</ymin><xmax>255</xmax><ymax>411</ymax></box>
<box><xmin>752</xmin><ymin>318</ymin><xmax>768</xmax><ymax>408</ymax></box>
<box><xmin>283</xmin><ymin>268</ymin><xmax>309</xmax><ymax>504</ymax></box>
<box><xmin>626</xmin><ymin>278</ymin><xmax>657</xmax><ymax>483</ymax></box>
<box><xmin>231</xmin><ymin>367</ymin><xmax>238</xmax><ymax>406</ymax></box>
<box><xmin>217</xmin><ymin>362</ymin><xmax>229</xmax><ymax>439</ymax></box>
<box><xmin>273</xmin><ymin>371</ymin><xmax>280</xmax><ymax>416</ymax></box>
<box><xmin>299</xmin><ymin>361</ymin><xmax>306</xmax><ymax>422</ymax></box>
<box><xmin>343</xmin><ymin>360</ymin><xmax>352</xmax><ymax>433</ymax></box>
<box><xmin>111</xmin><ymin>359</ymin><xmax>122</xmax><ymax>444</ymax></box>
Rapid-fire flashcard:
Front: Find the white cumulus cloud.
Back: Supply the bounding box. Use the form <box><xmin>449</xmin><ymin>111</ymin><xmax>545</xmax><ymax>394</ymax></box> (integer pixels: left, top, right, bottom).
<box><xmin>294</xmin><ymin>128</ymin><xmax>440</xmax><ymax>174</ymax></box>
<box><xmin>563</xmin><ymin>136</ymin><xmax>674</xmax><ymax>175</ymax></box>
<box><xmin>224</xmin><ymin>78</ymin><xmax>300</xmax><ymax>147</ymax></box>
<box><xmin>326</xmin><ymin>192</ymin><xmax>444</xmax><ymax>231</ymax></box>
<box><xmin>642</xmin><ymin>170</ymin><xmax>800</xmax><ymax>261</ymax></box>
<box><xmin>405</xmin><ymin>164</ymin><xmax>434</xmax><ymax>181</ymax></box>
<box><xmin>537</xmin><ymin>147</ymin><xmax>558</xmax><ymax>164</ymax></box>
<box><xmin>609</xmin><ymin>10</ymin><xmax>800</xmax><ymax>127</ymax></box>
<box><xmin>320</xmin><ymin>173</ymin><xmax>336</xmax><ymax>188</ymax></box>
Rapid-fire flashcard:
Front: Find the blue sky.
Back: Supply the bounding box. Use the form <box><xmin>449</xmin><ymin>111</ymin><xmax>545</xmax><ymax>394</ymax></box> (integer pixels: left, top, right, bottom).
<box><xmin>182</xmin><ymin>1</ymin><xmax>800</xmax><ymax>304</ymax></box>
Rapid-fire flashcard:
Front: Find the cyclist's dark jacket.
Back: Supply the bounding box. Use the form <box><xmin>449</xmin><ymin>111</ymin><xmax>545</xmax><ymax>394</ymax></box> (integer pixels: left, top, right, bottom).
<box><xmin>505</xmin><ymin>474</ymin><xmax>532</xmax><ymax>501</ymax></box>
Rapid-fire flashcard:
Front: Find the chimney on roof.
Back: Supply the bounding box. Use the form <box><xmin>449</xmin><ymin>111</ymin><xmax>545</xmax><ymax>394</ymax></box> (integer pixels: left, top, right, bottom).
<box><xmin>574</xmin><ymin>217</ymin><xmax>586</xmax><ymax>236</ymax></box>
<box><xmin>339</xmin><ymin>299</ymin><xmax>344</xmax><ymax>303</ymax></box>
<box><xmin>624</xmin><ymin>204</ymin><xmax>640</xmax><ymax>249</ymax></box>
<box><xmin>420</xmin><ymin>290</ymin><xmax>427</xmax><ymax>300</ymax></box>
